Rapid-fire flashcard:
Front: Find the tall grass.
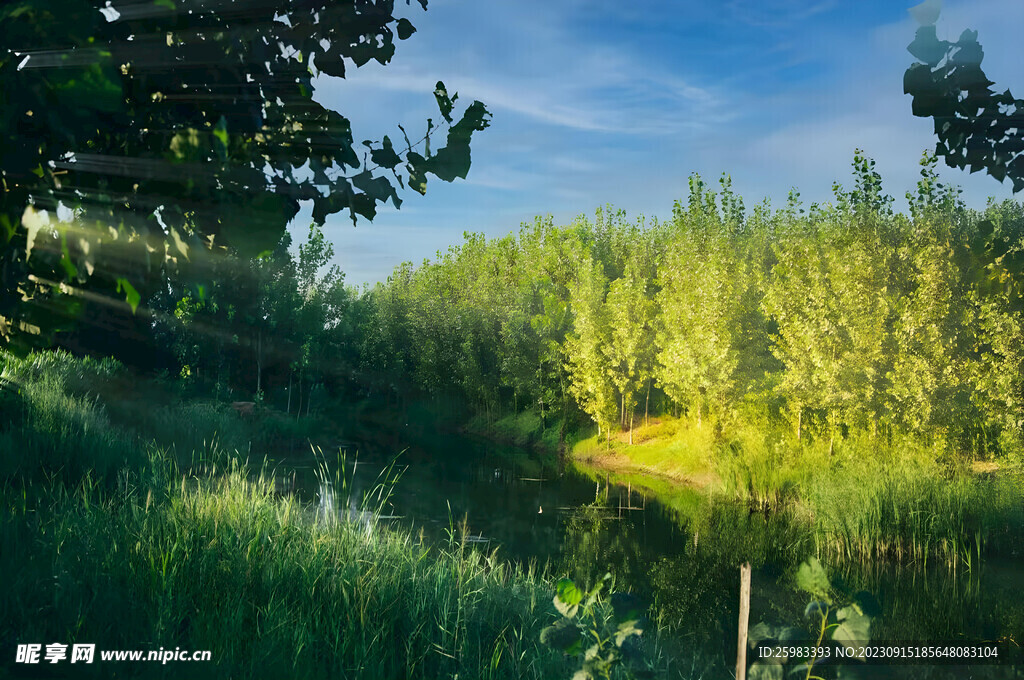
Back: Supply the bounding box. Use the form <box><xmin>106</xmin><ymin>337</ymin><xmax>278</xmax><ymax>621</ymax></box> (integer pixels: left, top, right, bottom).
<box><xmin>715</xmin><ymin>422</ymin><xmax>1024</xmax><ymax>566</ymax></box>
<box><xmin>1</xmin><ymin>350</ymin><xmax>676</xmax><ymax>678</ymax></box>
<box><xmin>805</xmin><ymin>459</ymin><xmax>1024</xmax><ymax>567</ymax></box>
<box><xmin>716</xmin><ymin>424</ymin><xmax>805</xmax><ymax>511</ymax></box>
<box><xmin>568</xmin><ymin>410</ymin><xmax>1024</xmax><ymax>567</ymax></box>
<box><xmin>0</xmin><ymin>350</ymin><xmax>328</xmax><ymax>468</ymax></box>
<box><xmin>0</xmin><ymin>351</ymin><xmax>142</xmax><ymax>481</ymax></box>
<box><xmin>1</xmin><ymin>452</ymin><xmax>583</xmax><ymax>679</ymax></box>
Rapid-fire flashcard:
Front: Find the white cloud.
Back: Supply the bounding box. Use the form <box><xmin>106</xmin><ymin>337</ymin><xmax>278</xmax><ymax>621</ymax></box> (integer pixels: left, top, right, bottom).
<box><xmin>712</xmin><ymin>0</ymin><xmax>1022</xmax><ymax>209</ymax></box>
<box><xmin>327</xmin><ymin>60</ymin><xmax>728</xmax><ymax>137</ymax></box>
<box><xmin>315</xmin><ymin>0</ymin><xmax>732</xmax><ymax>139</ymax></box>
<box><xmin>307</xmin><ymin>0</ymin><xmax>1024</xmax><ymax>286</ymax></box>
<box><xmin>726</xmin><ymin>0</ymin><xmax>839</xmax><ymax>27</ymax></box>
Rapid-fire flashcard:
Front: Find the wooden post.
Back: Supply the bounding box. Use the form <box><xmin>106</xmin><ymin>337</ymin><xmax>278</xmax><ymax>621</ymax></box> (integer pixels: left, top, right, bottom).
<box><xmin>736</xmin><ymin>562</ymin><xmax>752</xmax><ymax>680</ymax></box>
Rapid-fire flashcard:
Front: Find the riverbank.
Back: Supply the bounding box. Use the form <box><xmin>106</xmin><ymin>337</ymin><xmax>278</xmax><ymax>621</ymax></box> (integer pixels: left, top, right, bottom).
<box><xmin>566</xmin><ymin>414</ymin><xmax>1024</xmax><ymax>567</ymax></box>
<box><xmin>463</xmin><ymin>405</ymin><xmax>1024</xmax><ymax>568</ymax></box>
<box><xmin>2</xmin><ymin>457</ymin><xmax>571</xmax><ymax>679</ymax></box>
<box><xmin>570</xmin><ymin>417</ymin><xmax>722</xmax><ymax>490</ymax></box>
<box><xmin>0</xmin><ymin>351</ymin><xmax>677</xmax><ymax>679</ymax></box>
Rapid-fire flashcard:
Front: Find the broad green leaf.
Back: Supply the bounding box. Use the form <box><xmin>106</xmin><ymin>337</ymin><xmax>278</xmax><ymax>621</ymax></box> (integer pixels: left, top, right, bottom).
<box><xmin>433</xmin><ymin>81</ymin><xmax>455</xmax><ymax>123</ymax></box>
<box><xmin>804</xmin><ymin>600</ymin><xmax>828</xmax><ymax>619</ymax></box>
<box><xmin>852</xmin><ymin>591</ymin><xmax>882</xmax><ymax>618</ymax></box>
<box><xmin>583</xmin><ymin>579</ymin><xmax>604</xmax><ymax>609</ymax></box>
<box><xmin>424</xmin><ymin>101</ymin><xmax>490</xmax><ymax>182</ymax></box>
<box><xmin>749</xmin><ymin>622</ymin><xmax>777</xmax><ymax>649</ymax></box>
<box><xmin>539</xmin><ymin>618</ymin><xmax>581</xmax><ymax>654</ymax></box>
<box><xmin>832</xmin><ymin>604</ymin><xmax>871</xmax><ymax>651</ymax></box>
<box><xmin>950</xmin><ymin>30</ymin><xmax>983</xmax><ymax>67</ymax></box>
<box><xmin>554</xmin><ymin>578</ymin><xmax>583</xmax><ymax>618</ymax></box>
<box><xmin>405</xmin><ymin>152</ymin><xmax>428</xmax><ymax>194</ymax></box>
<box><xmin>614</xmin><ymin>619</ymin><xmax>642</xmax><ymax>647</ymax></box>
<box><xmin>795</xmin><ymin>558</ymin><xmax>831</xmax><ymax>602</ymax></box>
<box><xmin>169</xmin><ymin>228</ymin><xmax>190</xmax><ymax>260</ymax></box>
<box><xmin>903</xmin><ymin>63</ymin><xmax>935</xmax><ymax>96</ymax></box>
<box><xmin>908</xmin><ymin>26</ymin><xmax>950</xmax><ymax>67</ymax></box>
<box><xmin>116</xmin><ymin>278</ymin><xmax>141</xmax><ymax>314</ymax></box>
<box><xmin>370</xmin><ymin>136</ymin><xmax>403</xmax><ymax>170</ymax></box>
<box><xmin>353</xmin><ymin>170</ymin><xmax>401</xmax><ymax>210</ymax></box>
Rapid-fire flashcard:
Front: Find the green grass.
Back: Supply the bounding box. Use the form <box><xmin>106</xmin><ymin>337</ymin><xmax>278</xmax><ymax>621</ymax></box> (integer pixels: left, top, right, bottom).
<box><xmin>0</xmin><ymin>351</ymin><xmax>144</xmax><ymax>481</ymax></box>
<box><xmin>564</xmin><ymin>411</ymin><xmax>1024</xmax><ymax>568</ymax></box>
<box><xmin>805</xmin><ymin>457</ymin><xmax>1024</xmax><ymax>566</ymax></box>
<box><xmin>570</xmin><ymin>416</ymin><xmax>719</xmax><ymax>488</ymax></box>
<box><xmin>0</xmin><ymin>350</ymin><xmax>676</xmax><ymax>679</ymax></box>
<box><xmin>1</xmin><ymin>456</ymin><xmax>584</xmax><ymax>679</ymax></box>
<box><xmin>1</xmin><ymin>350</ymin><xmax>338</xmax><ymax>465</ymax></box>
<box><xmin>11</xmin><ymin>348</ymin><xmax>1023</xmax><ymax>677</ymax></box>
<box><xmin>467</xmin><ymin>409</ymin><xmax>568</xmax><ymax>454</ymax></box>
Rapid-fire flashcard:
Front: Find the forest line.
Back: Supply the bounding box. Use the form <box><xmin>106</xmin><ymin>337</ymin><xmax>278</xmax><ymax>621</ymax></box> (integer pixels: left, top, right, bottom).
<box><xmin>155</xmin><ymin>151</ymin><xmax>1024</xmax><ymax>462</ymax></box>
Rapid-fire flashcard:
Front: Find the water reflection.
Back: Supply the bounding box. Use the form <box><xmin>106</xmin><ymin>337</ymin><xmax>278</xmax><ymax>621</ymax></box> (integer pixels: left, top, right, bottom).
<box><xmin>271</xmin><ymin>434</ymin><xmax>1024</xmax><ymax>677</ymax></box>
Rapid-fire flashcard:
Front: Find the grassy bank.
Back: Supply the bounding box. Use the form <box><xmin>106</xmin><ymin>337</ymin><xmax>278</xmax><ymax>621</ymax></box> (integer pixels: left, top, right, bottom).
<box><xmin>0</xmin><ymin>351</ymin><xmax>333</xmax><ymax>471</ymax></box>
<box><xmin>566</xmin><ymin>413</ymin><xmax>1024</xmax><ymax>568</ymax></box>
<box><xmin>465</xmin><ymin>410</ymin><xmax>568</xmax><ymax>454</ymax></box>
<box><xmin>1</xmin><ymin>458</ymin><xmax>575</xmax><ymax>679</ymax></box>
<box><xmin>348</xmin><ymin>390</ymin><xmax>1024</xmax><ymax>570</ymax></box>
<box><xmin>0</xmin><ymin>352</ymin><xmax>672</xmax><ymax>679</ymax></box>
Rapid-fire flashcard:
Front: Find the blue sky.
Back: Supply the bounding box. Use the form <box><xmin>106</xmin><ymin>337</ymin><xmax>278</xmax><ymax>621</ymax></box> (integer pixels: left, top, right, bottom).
<box><xmin>300</xmin><ymin>0</ymin><xmax>1024</xmax><ymax>288</ymax></box>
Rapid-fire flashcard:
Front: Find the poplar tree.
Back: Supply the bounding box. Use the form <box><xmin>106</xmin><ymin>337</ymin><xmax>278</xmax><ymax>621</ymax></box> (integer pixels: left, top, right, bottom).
<box><xmin>564</xmin><ymin>256</ymin><xmax>617</xmax><ymax>440</ymax></box>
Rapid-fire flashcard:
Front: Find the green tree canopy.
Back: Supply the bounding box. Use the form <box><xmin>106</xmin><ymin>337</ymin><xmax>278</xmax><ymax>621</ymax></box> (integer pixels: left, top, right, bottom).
<box><xmin>904</xmin><ymin>0</ymin><xmax>1024</xmax><ymax>192</ymax></box>
<box><xmin>0</xmin><ymin>0</ymin><xmax>490</xmax><ymax>350</ymax></box>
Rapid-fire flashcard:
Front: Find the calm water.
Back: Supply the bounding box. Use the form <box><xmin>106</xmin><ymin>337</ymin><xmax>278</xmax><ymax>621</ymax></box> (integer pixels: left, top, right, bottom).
<box><xmin>270</xmin><ymin>427</ymin><xmax>1024</xmax><ymax>678</ymax></box>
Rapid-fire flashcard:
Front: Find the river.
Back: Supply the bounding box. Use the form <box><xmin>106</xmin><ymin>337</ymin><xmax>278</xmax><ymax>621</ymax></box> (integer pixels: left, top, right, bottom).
<box><xmin>269</xmin><ymin>426</ymin><xmax>1024</xmax><ymax>679</ymax></box>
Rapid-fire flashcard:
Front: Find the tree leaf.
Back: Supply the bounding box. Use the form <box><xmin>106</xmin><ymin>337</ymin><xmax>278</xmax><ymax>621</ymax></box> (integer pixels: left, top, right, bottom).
<box><xmin>852</xmin><ymin>591</ymin><xmax>882</xmax><ymax>618</ymax></box>
<box><xmin>614</xmin><ymin>619</ymin><xmax>642</xmax><ymax>647</ymax></box>
<box><xmin>540</xmin><ymin>618</ymin><xmax>581</xmax><ymax>654</ymax></box>
<box><xmin>554</xmin><ymin>578</ymin><xmax>583</xmax><ymax>618</ymax></box>
<box><xmin>370</xmin><ymin>135</ymin><xmax>403</xmax><ymax>170</ymax></box>
<box><xmin>795</xmin><ymin>558</ymin><xmax>831</xmax><ymax>602</ymax></box>
<box><xmin>405</xmin><ymin>151</ymin><xmax>428</xmax><ymax>194</ymax></box>
<box><xmin>433</xmin><ymin>81</ymin><xmax>455</xmax><ymax>124</ymax></box>
<box><xmin>116</xmin><ymin>278</ymin><xmax>141</xmax><ymax>314</ymax></box>
<box><xmin>832</xmin><ymin>604</ymin><xmax>871</xmax><ymax>651</ymax></box>
<box><xmin>396</xmin><ymin>18</ymin><xmax>416</xmax><ymax>40</ymax></box>
<box><xmin>908</xmin><ymin>26</ymin><xmax>950</xmax><ymax>67</ymax></box>
<box><xmin>749</xmin><ymin>622</ymin><xmax>777</xmax><ymax>649</ymax></box>
<box><xmin>903</xmin><ymin>63</ymin><xmax>936</xmax><ymax>97</ymax></box>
